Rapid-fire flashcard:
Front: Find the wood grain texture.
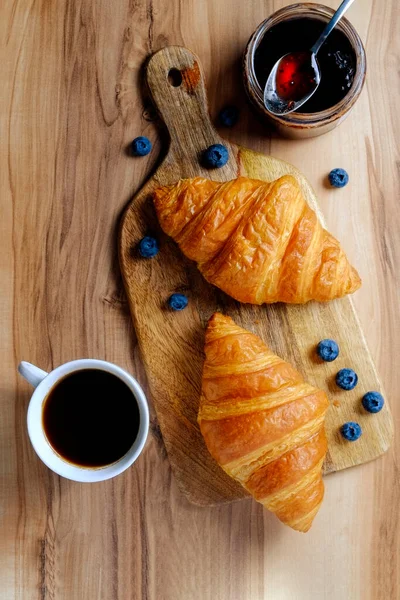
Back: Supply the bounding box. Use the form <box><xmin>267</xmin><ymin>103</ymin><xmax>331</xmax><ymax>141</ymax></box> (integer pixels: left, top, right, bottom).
<box><xmin>1</xmin><ymin>1</ymin><xmax>399</xmax><ymax>599</ymax></box>
<box><xmin>119</xmin><ymin>45</ymin><xmax>393</xmax><ymax>506</ymax></box>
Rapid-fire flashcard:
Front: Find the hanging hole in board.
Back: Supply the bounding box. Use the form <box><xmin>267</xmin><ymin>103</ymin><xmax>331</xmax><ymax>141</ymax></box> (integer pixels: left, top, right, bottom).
<box><xmin>168</xmin><ymin>68</ymin><xmax>183</xmax><ymax>87</ymax></box>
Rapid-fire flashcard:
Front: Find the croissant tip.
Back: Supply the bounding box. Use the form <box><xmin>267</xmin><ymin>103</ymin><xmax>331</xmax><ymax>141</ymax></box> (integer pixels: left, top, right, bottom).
<box><xmin>296</xmin><ymin>523</ymin><xmax>313</xmax><ymax>533</ymax></box>
<box><xmin>207</xmin><ymin>312</ymin><xmax>231</xmax><ymax>327</ymax></box>
<box><xmin>205</xmin><ymin>313</ymin><xmax>238</xmax><ymax>343</ymax></box>
<box><xmin>351</xmin><ymin>268</ymin><xmax>362</xmax><ymax>292</ymax></box>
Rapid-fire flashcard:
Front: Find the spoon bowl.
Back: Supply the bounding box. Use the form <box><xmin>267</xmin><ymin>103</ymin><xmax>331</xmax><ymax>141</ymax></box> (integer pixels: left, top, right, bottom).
<box><xmin>264</xmin><ymin>51</ymin><xmax>320</xmax><ymax>115</ymax></box>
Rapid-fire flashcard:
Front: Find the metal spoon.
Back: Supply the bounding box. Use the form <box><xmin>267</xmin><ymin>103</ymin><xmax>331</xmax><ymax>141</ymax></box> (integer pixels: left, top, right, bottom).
<box><xmin>263</xmin><ymin>0</ymin><xmax>356</xmax><ymax>115</ymax></box>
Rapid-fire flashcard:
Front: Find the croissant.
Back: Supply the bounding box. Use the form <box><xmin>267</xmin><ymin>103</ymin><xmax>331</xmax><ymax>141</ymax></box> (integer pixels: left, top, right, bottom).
<box><xmin>198</xmin><ymin>313</ymin><xmax>329</xmax><ymax>532</ymax></box>
<box><xmin>153</xmin><ymin>175</ymin><xmax>361</xmax><ymax>304</ymax></box>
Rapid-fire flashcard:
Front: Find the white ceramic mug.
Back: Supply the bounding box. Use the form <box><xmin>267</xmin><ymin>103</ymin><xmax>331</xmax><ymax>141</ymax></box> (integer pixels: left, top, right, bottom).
<box><xmin>18</xmin><ymin>359</ymin><xmax>149</xmax><ymax>482</ymax></box>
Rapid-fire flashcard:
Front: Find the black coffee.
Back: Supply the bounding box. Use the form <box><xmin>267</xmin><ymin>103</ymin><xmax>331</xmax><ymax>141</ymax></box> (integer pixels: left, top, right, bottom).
<box><xmin>42</xmin><ymin>369</ymin><xmax>140</xmax><ymax>468</ymax></box>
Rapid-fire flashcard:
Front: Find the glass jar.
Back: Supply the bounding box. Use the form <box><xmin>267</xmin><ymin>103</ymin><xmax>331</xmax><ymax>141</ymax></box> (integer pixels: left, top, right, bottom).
<box><xmin>243</xmin><ymin>3</ymin><xmax>366</xmax><ymax>139</ymax></box>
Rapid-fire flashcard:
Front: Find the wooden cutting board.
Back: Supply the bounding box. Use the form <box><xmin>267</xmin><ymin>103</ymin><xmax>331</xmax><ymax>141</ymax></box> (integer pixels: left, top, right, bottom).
<box><xmin>119</xmin><ymin>46</ymin><xmax>394</xmax><ymax>506</ymax></box>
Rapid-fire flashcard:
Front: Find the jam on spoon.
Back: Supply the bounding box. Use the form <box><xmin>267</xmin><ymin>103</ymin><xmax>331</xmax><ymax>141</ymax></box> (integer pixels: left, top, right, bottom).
<box><xmin>275</xmin><ymin>51</ymin><xmax>319</xmax><ymax>110</ymax></box>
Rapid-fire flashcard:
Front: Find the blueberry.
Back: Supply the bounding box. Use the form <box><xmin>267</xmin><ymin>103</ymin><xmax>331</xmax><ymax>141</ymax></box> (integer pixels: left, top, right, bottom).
<box><xmin>336</xmin><ymin>368</ymin><xmax>358</xmax><ymax>390</ymax></box>
<box><xmin>168</xmin><ymin>293</ymin><xmax>188</xmax><ymax>311</ymax></box>
<box><xmin>219</xmin><ymin>105</ymin><xmax>239</xmax><ymax>127</ymax></box>
<box><xmin>328</xmin><ymin>168</ymin><xmax>349</xmax><ymax>188</ymax></box>
<box><xmin>317</xmin><ymin>338</ymin><xmax>339</xmax><ymax>362</ymax></box>
<box><xmin>202</xmin><ymin>144</ymin><xmax>229</xmax><ymax>169</ymax></box>
<box><xmin>138</xmin><ymin>236</ymin><xmax>159</xmax><ymax>258</ymax></box>
<box><xmin>362</xmin><ymin>391</ymin><xmax>384</xmax><ymax>414</ymax></box>
<box><xmin>131</xmin><ymin>136</ymin><xmax>152</xmax><ymax>157</ymax></box>
<box><xmin>341</xmin><ymin>421</ymin><xmax>362</xmax><ymax>441</ymax></box>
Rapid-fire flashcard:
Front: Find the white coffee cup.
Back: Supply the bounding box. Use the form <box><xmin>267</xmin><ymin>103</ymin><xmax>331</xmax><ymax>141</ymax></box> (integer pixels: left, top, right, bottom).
<box><xmin>18</xmin><ymin>359</ymin><xmax>149</xmax><ymax>482</ymax></box>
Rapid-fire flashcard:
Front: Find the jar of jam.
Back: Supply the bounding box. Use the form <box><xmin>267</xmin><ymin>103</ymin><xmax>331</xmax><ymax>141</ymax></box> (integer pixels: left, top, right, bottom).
<box><xmin>243</xmin><ymin>3</ymin><xmax>366</xmax><ymax>138</ymax></box>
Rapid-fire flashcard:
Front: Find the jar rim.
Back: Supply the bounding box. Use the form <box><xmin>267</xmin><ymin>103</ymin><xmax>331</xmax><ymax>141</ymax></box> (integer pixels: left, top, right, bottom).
<box><xmin>244</xmin><ymin>2</ymin><xmax>367</xmax><ymax>127</ymax></box>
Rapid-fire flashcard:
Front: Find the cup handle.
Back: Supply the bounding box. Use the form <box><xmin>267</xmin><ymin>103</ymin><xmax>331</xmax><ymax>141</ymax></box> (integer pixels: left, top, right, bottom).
<box><xmin>18</xmin><ymin>361</ymin><xmax>48</xmax><ymax>388</ymax></box>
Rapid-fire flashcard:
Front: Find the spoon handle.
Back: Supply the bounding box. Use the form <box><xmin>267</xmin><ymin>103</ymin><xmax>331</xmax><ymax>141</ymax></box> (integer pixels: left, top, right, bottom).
<box><xmin>311</xmin><ymin>0</ymin><xmax>356</xmax><ymax>55</ymax></box>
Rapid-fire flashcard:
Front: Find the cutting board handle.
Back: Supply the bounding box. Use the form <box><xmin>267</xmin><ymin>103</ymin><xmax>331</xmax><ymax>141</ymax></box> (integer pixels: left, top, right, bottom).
<box><xmin>146</xmin><ymin>46</ymin><xmax>236</xmax><ymax>178</ymax></box>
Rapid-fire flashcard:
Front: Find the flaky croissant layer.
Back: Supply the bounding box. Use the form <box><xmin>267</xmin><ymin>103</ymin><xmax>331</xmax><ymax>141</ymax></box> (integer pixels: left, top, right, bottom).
<box><xmin>198</xmin><ymin>313</ymin><xmax>329</xmax><ymax>532</ymax></box>
<box><xmin>154</xmin><ymin>175</ymin><xmax>361</xmax><ymax>304</ymax></box>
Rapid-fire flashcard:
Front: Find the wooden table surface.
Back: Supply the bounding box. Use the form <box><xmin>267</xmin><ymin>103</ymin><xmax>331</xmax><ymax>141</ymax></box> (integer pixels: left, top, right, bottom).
<box><xmin>1</xmin><ymin>1</ymin><xmax>399</xmax><ymax>598</ymax></box>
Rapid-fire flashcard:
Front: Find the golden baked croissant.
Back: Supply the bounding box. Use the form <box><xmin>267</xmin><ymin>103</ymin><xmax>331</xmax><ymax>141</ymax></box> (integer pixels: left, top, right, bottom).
<box><xmin>153</xmin><ymin>175</ymin><xmax>361</xmax><ymax>304</ymax></box>
<box><xmin>198</xmin><ymin>313</ymin><xmax>329</xmax><ymax>532</ymax></box>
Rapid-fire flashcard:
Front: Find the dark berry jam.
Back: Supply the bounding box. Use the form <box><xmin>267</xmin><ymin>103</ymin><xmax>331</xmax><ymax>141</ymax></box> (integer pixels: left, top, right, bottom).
<box><xmin>254</xmin><ymin>17</ymin><xmax>356</xmax><ymax>113</ymax></box>
<box><xmin>275</xmin><ymin>51</ymin><xmax>318</xmax><ymax>103</ymax></box>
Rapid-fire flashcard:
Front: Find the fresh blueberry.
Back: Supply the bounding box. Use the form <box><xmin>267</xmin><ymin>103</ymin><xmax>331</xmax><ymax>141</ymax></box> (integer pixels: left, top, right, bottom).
<box><xmin>328</xmin><ymin>168</ymin><xmax>349</xmax><ymax>188</ymax></box>
<box><xmin>131</xmin><ymin>136</ymin><xmax>152</xmax><ymax>157</ymax></box>
<box><xmin>202</xmin><ymin>144</ymin><xmax>229</xmax><ymax>169</ymax></box>
<box><xmin>341</xmin><ymin>421</ymin><xmax>362</xmax><ymax>441</ymax></box>
<box><xmin>219</xmin><ymin>105</ymin><xmax>239</xmax><ymax>127</ymax></box>
<box><xmin>362</xmin><ymin>391</ymin><xmax>384</xmax><ymax>414</ymax></box>
<box><xmin>138</xmin><ymin>236</ymin><xmax>159</xmax><ymax>258</ymax></box>
<box><xmin>317</xmin><ymin>338</ymin><xmax>339</xmax><ymax>362</ymax></box>
<box><xmin>336</xmin><ymin>368</ymin><xmax>358</xmax><ymax>390</ymax></box>
<box><xmin>168</xmin><ymin>293</ymin><xmax>188</xmax><ymax>311</ymax></box>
